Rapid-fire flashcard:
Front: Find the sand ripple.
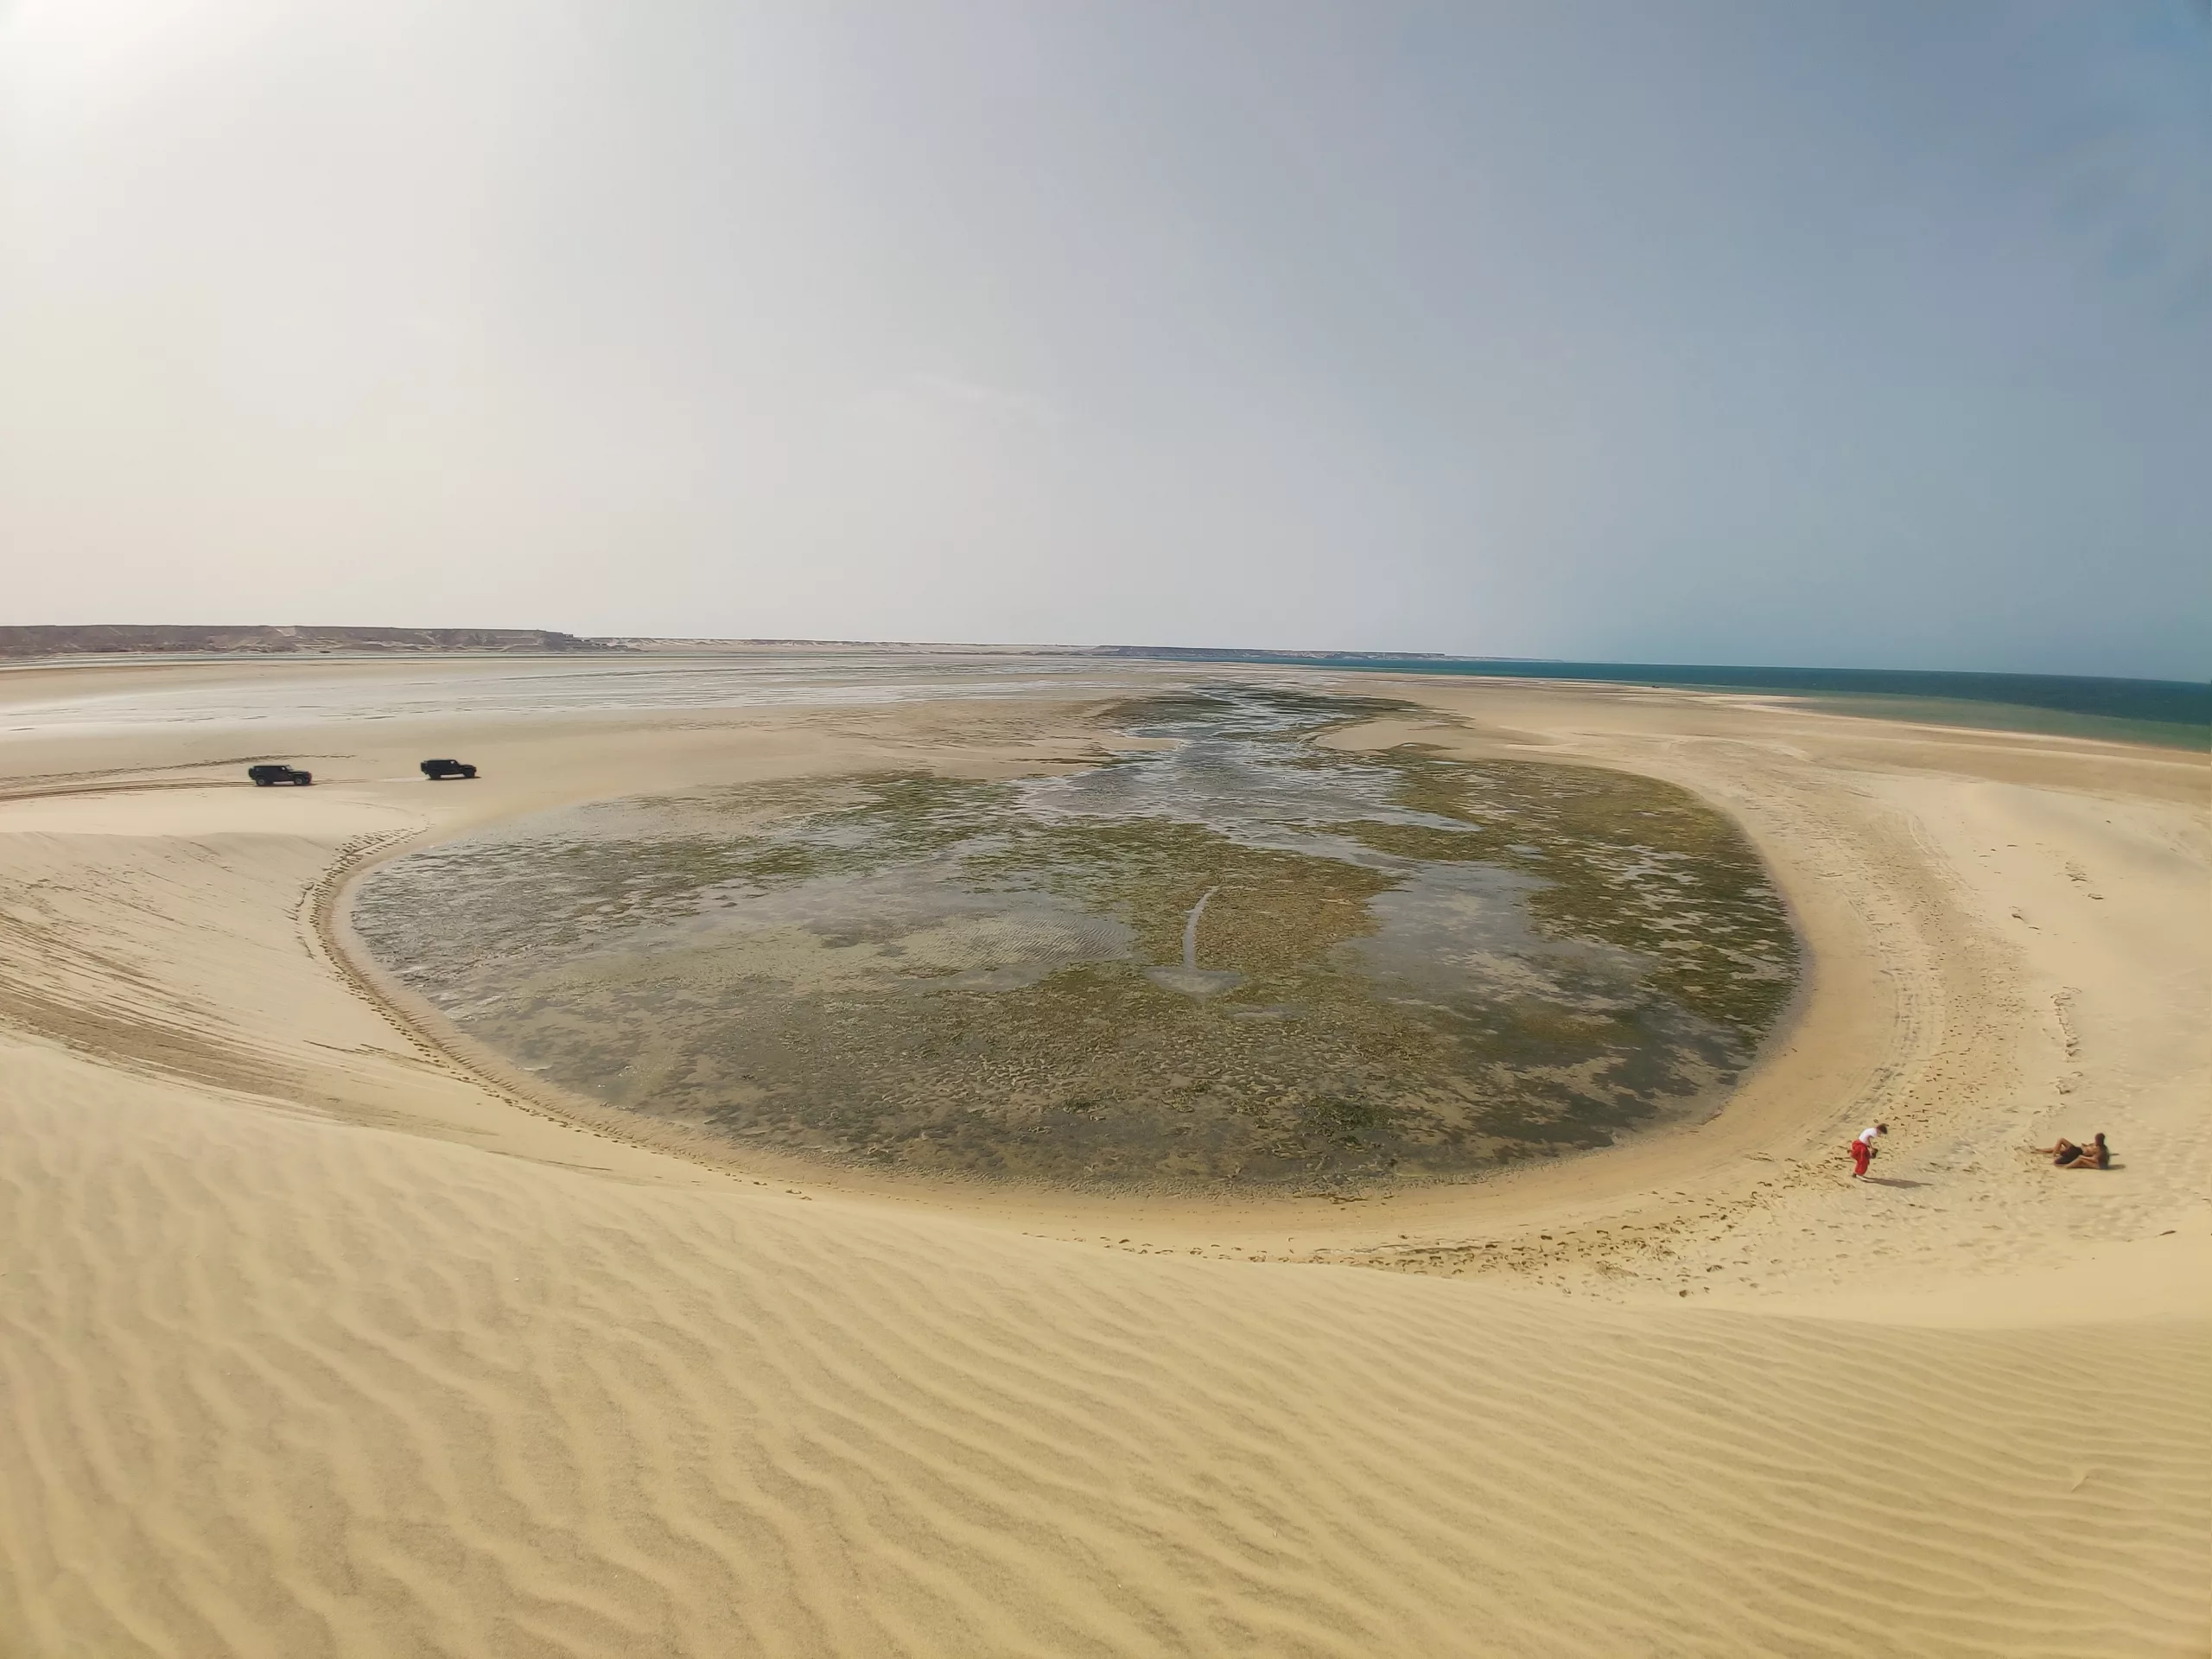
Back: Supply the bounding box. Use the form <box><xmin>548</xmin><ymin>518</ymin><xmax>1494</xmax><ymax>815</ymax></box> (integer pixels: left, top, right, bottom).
<box><xmin>4</xmin><ymin>1037</ymin><xmax>2206</xmax><ymax>1656</ymax></box>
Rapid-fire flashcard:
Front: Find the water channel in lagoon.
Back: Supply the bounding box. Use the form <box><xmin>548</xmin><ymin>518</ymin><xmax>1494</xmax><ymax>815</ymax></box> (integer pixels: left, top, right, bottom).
<box><xmin>352</xmin><ymin>688</ymin><xmax>1798</xmax><ymax>1190</ymax></box>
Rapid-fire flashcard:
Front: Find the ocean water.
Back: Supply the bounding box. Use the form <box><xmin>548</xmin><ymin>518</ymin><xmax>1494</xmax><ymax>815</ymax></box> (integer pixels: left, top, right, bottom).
<box><xmin>1103</xmin><ymin>652</ymin><xmax>2212</xmax><ymax>747</ymax></box>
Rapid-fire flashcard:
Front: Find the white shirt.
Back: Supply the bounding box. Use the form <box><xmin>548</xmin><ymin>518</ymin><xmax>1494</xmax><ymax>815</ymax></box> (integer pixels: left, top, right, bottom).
<box><xmin>1856</xmin><ymin>1127</ymin><xmax>1882</xmax><ymax>1147</ymax></box>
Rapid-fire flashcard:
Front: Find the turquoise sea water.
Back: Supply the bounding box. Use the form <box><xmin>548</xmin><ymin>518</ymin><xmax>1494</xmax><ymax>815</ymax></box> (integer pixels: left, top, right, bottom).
<box><xmin>1097</xmin><ymin>652</ymin><xmax>2212</xmax><ymax>750</ymax></box>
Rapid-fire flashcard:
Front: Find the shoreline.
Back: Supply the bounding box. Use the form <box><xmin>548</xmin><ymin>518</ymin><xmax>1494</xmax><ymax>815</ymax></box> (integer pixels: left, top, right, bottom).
<box><xmin>313</xmin><ymin>700</ymin><xmax>1818</xmax><ymax>1235</ymax></box>
<box><xmin>10</xmin><ymin>653</ymin><xmax>2206</xmax><ymax>1284</ymax></box>
<box><xmin>130</xmin><ymin>659</ymin><xmax>2199</xmax><ymax>1302</ymax></box>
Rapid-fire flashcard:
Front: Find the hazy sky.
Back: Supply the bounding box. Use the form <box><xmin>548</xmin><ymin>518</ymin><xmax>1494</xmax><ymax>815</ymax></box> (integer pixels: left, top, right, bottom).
<box><xmin>4</xmin><ymin>2</ymin><xmax>2208</xmax><ymax>677</ymax></box>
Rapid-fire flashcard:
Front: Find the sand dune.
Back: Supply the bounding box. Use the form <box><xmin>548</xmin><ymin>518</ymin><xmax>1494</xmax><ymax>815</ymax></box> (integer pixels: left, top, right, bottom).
<box><xmin>1</xmin><ymin>658</ymin><xmax>2205</xmax><ymax>1656</ymax></box>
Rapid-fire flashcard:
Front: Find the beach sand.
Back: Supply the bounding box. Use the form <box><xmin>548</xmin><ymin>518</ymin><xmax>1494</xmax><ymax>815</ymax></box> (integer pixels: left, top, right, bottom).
<box><xmin>1</xmin><ymin>654</ymin><xmax>2204</xmax><ymax>1656</ymax></box>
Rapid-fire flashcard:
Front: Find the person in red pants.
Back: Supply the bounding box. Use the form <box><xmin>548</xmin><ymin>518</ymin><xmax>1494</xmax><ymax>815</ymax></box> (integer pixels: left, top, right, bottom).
<box><xmin>1849</xmin><ymin>1122</ymin><xmax>1888</xmax><ymax>1178</ymax></box>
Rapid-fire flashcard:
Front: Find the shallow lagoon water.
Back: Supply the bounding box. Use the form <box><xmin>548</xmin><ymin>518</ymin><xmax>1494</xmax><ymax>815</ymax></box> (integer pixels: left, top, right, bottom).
<box><xmin>0</xmin><ymin>651</ymin><xmax>1122</xmax><ymax>734</ymax></box>
<box><xmin>354</xmin><ymin>688</ymin><xmax>1797</xmax><ymax>1189</ymax></box>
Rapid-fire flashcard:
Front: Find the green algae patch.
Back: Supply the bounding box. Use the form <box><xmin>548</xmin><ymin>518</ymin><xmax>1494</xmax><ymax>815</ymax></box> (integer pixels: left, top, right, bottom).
<box><xmin>968</xmin><ymin>816</ymin><xmax>1395</xmax><ymax>975</ymax></box>
<box><xmin>353</xmin><ymin>687</ymin><xmax>1798</xmax><ymax>1192</ymax></box>
<box><xmin>1337</xmin><ymin>755</ymin><xmax>1797</xmax><ymax>1039</ymax></box>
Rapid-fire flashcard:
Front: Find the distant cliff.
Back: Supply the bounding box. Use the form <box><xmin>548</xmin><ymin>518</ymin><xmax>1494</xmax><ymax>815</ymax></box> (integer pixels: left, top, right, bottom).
<box><xmin>0</xmin><ymin>625</ymin><xmax>628</xmax><ymax>658</ymax></box>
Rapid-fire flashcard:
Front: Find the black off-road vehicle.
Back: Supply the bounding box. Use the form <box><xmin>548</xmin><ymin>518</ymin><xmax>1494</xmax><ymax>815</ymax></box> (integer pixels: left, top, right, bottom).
<box><xmin>247</xmin><ymin>764</ymin><xmax>313</xmax><ymax>786</ymax></box>
<box><xmin>420</xmin><ymin>758</ymin><xmax>478</xmax><ymax>780</ymax></box>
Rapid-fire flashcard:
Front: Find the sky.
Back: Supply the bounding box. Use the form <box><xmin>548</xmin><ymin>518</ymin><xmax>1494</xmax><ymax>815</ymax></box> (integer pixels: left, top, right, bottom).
<box><xmin>3</xmin><ymin>1</ymin><xmax>2208</xmax><ymax>679</ymax></box>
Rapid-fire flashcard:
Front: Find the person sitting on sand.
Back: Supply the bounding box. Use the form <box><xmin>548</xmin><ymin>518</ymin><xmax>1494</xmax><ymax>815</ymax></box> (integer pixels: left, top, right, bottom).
<box><xmin>2066</xmin><ymin>1132</ymin><xmax>2110</xmax><ymax>1169</ymax></box>
<box><xmin>2034</xmin><ymin>1133</ymin><xmax>2109</xmax><ymax>1169</ymax></box>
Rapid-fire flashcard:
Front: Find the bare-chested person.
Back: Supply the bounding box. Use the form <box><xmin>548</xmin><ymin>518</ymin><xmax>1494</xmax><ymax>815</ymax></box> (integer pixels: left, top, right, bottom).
<box><xmin>2032</xmin><ymin>1133</ymin><xmax>2109</xmax><ymax>1169</ymax></box>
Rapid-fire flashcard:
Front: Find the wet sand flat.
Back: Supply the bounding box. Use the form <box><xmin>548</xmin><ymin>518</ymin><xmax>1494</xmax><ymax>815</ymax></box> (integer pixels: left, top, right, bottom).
<box><xmin>348</xmin><ymin>686</ymin><xmax>1796</xmax><ymax>1189</ymax></box>
<box><xmin>0</xmin><ymin>652</ymin><xmax>2205</xmax><ymax>1656</ymax></box>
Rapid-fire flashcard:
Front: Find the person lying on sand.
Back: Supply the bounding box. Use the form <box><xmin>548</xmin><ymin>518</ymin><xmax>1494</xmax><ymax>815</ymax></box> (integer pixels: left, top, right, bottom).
<box><xmin>2033</xmin><ymin>1134</ymin><xmax>2109</xmax><ymax>1169</ymax></box>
